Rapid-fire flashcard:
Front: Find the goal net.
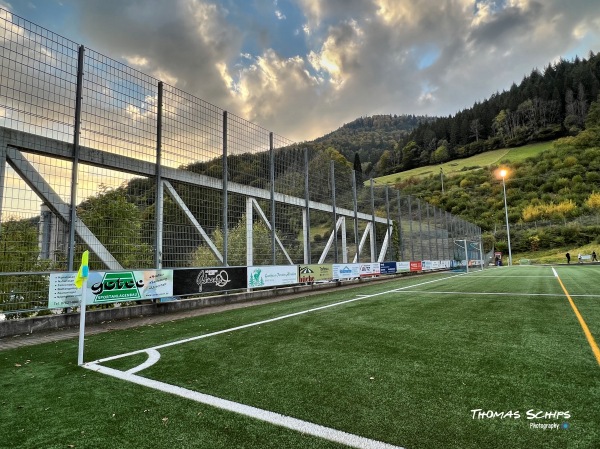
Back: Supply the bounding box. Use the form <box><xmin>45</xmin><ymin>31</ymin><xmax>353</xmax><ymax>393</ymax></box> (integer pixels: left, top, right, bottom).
<box><xmin>452</xmin><ymin>239</ymin><xmax>484</xmax><ymax>272</ymax></box>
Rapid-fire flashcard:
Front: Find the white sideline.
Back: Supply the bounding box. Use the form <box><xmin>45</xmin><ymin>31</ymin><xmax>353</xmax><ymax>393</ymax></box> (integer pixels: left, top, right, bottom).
<box><xmin>83</xmin><ymin>363</ymin><xmax>405</xmax><ymax>449</ymax></box>
<box><xmin>389</xmin><ymin>290</ymin><xmax>590</xmax><ymax>298</ymax></box>
<box><xmin>90</xmin><ymin>272</ymin><xmax>466</xmax><ymax>366</ymax></box>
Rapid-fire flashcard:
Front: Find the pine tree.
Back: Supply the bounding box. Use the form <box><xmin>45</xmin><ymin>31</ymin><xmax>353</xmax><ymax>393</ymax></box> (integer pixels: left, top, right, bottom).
<box><xmin>353</xmin><ymin>153</ymin><xmax>364</xmax><ymax>187</ymax></box>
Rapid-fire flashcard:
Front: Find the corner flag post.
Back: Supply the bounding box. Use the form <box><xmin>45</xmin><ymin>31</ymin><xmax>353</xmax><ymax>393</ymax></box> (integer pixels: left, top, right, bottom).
<box><xmin>75</xmin><ymin>251</ymin><xmax>89</xmax><ymax>366</ymax></box>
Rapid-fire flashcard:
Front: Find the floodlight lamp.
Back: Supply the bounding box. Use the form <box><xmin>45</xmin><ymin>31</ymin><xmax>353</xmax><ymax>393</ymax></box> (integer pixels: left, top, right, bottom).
<box><xmin>499</xmin><ymin>169</ymin><xmax>507</xmax><ymax>178</ymax></box>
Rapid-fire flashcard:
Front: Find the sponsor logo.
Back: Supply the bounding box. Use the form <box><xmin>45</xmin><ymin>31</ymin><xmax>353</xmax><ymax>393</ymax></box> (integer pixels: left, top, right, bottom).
<box><xmin>196</xmin><ymin>269</ymin><xmax>231</xmax><ymax>292</ymax></box>
<box><xmin>91</xmin><ymin>272</ymin><xmax>143</xmax><ymax>302</ymax></box>
<box><xmin>248</xmin><ymin>268</ymin><xmax>264</xmax><ymax>287</ymax></box>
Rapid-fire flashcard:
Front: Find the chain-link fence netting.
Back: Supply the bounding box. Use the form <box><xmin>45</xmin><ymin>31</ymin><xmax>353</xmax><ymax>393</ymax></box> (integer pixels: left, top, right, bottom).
<box><xmin>0</xmin><ymin>8</ymin><xmax>481</xmax><ymax>317</ymax></box>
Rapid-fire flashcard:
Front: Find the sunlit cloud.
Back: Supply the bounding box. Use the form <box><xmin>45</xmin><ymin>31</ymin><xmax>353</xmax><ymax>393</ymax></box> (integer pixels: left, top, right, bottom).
<box><xmin>5</xmin><ymin>0</ymin><xmax>600</xmax><ymax>142</ymax></box>
<box><xmin>123</xmin><ymin>55</ymin><xmax>149</xmax><ymax>67</ymax></box>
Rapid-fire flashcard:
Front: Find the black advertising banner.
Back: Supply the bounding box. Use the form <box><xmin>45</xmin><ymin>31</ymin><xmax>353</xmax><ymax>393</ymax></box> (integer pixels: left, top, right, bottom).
<box><xmin>174</xmin><ymin>267</ymin><xmax>248</xmax><ymax>296</ymax></box>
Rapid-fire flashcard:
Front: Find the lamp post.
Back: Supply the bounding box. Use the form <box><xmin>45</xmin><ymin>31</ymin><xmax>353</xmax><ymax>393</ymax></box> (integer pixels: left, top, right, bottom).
<box><xmin>500</xmin><ymin>169</ymin><xmax>512</xmax><ymax>266</ymax></box>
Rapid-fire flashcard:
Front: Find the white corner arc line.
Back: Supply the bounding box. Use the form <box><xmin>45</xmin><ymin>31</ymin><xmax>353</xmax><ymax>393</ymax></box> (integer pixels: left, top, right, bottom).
<box><xmin>126</xmin><ymin>349</ymin><xmax>161</xmax><ymax>374</ymax></box>
<box><xmin>83</xmin><ymin>363</ymin><xmax>405</xmax><ymax>449</ymax></box>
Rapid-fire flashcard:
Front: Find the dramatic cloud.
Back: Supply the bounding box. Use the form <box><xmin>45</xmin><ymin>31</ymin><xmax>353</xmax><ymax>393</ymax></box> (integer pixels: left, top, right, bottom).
<box><xmin>5</xmin><ymin>0</ymin><xmax>600</xmax><ymax>141</ymax></box>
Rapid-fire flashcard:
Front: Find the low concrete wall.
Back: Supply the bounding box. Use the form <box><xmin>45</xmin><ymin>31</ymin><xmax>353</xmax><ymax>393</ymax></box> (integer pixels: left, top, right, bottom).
<box><xmin>0</xmin><ymin>279</ymin><xmax>353</xmax><ymax>338</ymax></box>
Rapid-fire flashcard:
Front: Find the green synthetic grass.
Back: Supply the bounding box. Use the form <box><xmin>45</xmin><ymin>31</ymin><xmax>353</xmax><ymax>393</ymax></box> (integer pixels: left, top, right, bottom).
<box><xmin>373</xmin><ymin>141</ymin><xmax>553</xmax><ymax>185</ymax></box>
<box><xmin>2</xmin><ymin>267</ymin><xmax>599</xmax><ymax>449</ymax></box>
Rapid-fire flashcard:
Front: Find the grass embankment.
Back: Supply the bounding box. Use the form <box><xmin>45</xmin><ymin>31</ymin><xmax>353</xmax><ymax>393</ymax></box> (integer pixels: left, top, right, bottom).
<box><xmin>372</xmin><ymin>141</ymin><xmax>553</xmax><ymax>185</ymax></box>
<box><xmin>514</xmin><ymin>243</ymin><xmax>600</xmax><ymax>265</ymax></box>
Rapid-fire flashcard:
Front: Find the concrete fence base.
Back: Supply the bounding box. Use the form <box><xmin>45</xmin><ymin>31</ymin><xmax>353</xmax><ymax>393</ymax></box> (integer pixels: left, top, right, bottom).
<box><xmin>0</xmin><ymin>279</ymin><xmax>356</xmax><ymax>339</ymax></box>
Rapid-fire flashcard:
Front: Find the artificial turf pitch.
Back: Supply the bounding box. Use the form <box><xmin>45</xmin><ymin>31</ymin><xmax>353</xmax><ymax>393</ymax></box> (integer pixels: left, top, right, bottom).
<box><xmin>1</xmin><ymin>266</ymin><xmax>599</xmax><ymax>448</ymax></box>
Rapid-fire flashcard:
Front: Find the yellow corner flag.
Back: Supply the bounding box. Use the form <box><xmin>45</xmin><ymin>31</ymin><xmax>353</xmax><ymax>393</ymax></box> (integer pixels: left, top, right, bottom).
<box><xmin>74</xmin><ymin>250</ymin><xmax>89</xmax><ymax>289</ymax></box>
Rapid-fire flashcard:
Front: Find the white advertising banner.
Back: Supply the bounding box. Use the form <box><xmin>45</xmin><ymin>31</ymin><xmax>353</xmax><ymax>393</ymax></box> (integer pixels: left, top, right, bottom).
<box><xmin>87</xmin><ymin>270</ymin><xmax>173</xmax><ymax>304</ymax></box>
<box><xmin>49</xmin><ymin>270</ymin><xmax>173</xmax><ymax>308</ymax></box>
<box><xmin>359</xmin><ymin>263</ymin><xmax>381</xmax><ymax>277</ymax></box>
<box><xmin>247</xmin><ymin>265</ymin><xmax>298</xmax><ymax>288</ymax></box>
<box><xmin>396</xmin><ymin>261</ymin><xmax>411</xmax><ymax>272</ymax></box>
<box><xmin>332</xmin><ymin>264</ymin><xmax>360</xmax><ymax>279</ymax></box>
<box><xmin>48</xmin><ymin>272</ymin><xmax>81</xmax><ymax>309</ymax></box>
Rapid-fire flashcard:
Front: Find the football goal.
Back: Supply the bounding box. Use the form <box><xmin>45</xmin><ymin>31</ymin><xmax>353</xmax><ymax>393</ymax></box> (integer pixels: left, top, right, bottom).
<box><xmin>452</xmin><ymin>239</ymin><xmax>484</xmax><ymax>272</ymax></box>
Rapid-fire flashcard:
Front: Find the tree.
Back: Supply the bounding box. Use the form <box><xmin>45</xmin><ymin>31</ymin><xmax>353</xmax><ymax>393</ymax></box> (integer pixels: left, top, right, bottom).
<box><xmin>190</xmin><ymin>216</ymin><xmax>290</xmax><ymax>267</ymax></box>
<box><xmin>353</xmin><ymin>153</ymin><xmax>364</xmax><ymax>186</ymax></box>
<box><xmin>430</xmin><ymin>141</ymin><xmax>450</xmax><ymax>164</ymax></box>
<box><xmin>374</xmin><ymin>150</ymin><xmax>392</xmax><ymax>176</ymax></box>
<box><xmin>0</xmin><ymin>217</ymin><xmax>57</xmax><ymax>318</ymax></box>
<box><xmin>401</xmin><ymin>141</ymin><xmax>419</xmax><ymax>170</ymax></box>
<box><xmin>492</xmin><ymin>110</ymin><xmax>508</xmax><ymax>141</ymax></box>
<box><xmin>585</xmin><ymin>95</ymin><xmax>600</xmax><ymax>129</ymax></box>
<box><xmin>0</xmin><ymin>218</ymin><xmax>41</xmax><ymax>273</ymax></box>
<box><xmin>77</xmin><ymin>184</ymin><xmax>153</xmax><ymax>269</ymax></box>
<box><xmin>469</xmin><ymin>119</ymin><xmax>483</xmax><ymax>142</ymax></box>
<box><xmin>585</xmin><ymin>192</ymin><xmax>600</xmax><ymax>212</ymax></box>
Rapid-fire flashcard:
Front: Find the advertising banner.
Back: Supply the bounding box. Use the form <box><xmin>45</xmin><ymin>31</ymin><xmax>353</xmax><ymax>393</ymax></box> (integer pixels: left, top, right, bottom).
<box><xmin>48</xmin><ymin>272</ymin><xmax>81</xmax><ymax>309</ymax></box>
<box><xmin>247</xmin><ymin>265</ymin><xmax>298</xmax><ymax>288</ymax></box>
<box><xmin>410</xmin><ymin>261</ymin><xmax>422</xmax><ymax>272</ymax></box>
<box><xmin>422</xmin><ymin>260</ymin><xmax>432</xmax><ymax>271</ymax></box>
<box><xmin>298</xmin><ymin>264</ymin><xmax>333</xmax><ymax>283</ymax></box>
<box><xmin>332</xmin><ymin>264</ymin><xmax>360</xmax><ymax>280</ymax></box>
<box><xmin>360</xmin><ymin>263</ymin><xmax>381</xmax><ymax>277</ymax></box>
<box><xmin>86</xmin><ymin>270</ymin><xmax>173</xmax><ymax>304</ymax></box>
<box><xmin>174</xmin><ymin>267</ymin><xmax>247</xmax><ymax>296</ymax></box>
<box><xmin>431</xmin><ymin>260</ymin><xmax>440</xmax><ymax>270</ymax></box>
<box><xmin>50</xmin><ymin>270</ymin><xmax>174</xmax><ymax>308</ymax></box>
<box><xmin>396</xmin><ymin>261</ymin><xmax>411</xmax><ymax>272</ymax></box>
<box><xmin>379</xmin><ymin>262</ymin><xmax>397</xmax><ymax>275</ymax></box>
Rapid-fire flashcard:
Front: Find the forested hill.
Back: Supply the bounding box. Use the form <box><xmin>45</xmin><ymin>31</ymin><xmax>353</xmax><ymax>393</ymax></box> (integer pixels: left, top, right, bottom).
<box><xmin>372</xmin><ymin>52</ymin><xmax>600</xmax><ymax>178</ymax></box>
<box><xmin>302</xmin><ymin>114</ymin><xmax>435</xmax><ymax>168</ymax></box>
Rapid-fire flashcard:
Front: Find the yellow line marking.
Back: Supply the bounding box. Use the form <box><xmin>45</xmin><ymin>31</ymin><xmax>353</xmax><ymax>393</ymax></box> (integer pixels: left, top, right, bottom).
<box><xmin>553</xmin><ymin>267</ymin><xmax>600</xmax><ymax>366</ymax></box>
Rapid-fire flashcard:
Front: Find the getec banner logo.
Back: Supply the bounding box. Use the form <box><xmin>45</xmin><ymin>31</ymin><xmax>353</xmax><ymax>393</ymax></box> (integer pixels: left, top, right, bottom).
<box><xmin>91</xmin><ymin>272</ymin><xmax>143</xmax><ymax>303</ymax></box>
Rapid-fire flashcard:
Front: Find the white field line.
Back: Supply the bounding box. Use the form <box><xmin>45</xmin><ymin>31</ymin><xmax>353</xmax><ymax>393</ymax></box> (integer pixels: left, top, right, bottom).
<box><xmin>83</xmin><ymin>363</ymin><xmax>405</xmax><ymax>449</ymax></box>
<box><xmin>389</xmin><ymin>290</ymin><xmax>577</xmax><ymax>298</ymax></box>
<box><xmin>126</xmin><ymin>349</ymin><xmax>161</xmax><ymax>374</ymax></box>
<box><xmin>463</xmin><ymin>275</ymin><xmax>556</xmax><ymax>278</ymax></box>
<box><xmin>82</xmin><ymin>272</ymin><xmax>471</xmax><ymax>449</ymax></box>
<box><xmin>90</xmin><ymin>272</ymin><xmax>467</xmax><ymax>365</ymax></box>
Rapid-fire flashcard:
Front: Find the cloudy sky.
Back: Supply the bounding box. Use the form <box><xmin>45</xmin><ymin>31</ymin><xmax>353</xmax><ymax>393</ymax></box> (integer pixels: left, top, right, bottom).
<box><xmin>3</xmin><ymin>0</ymin><xmax>600</xmax><ymax>142</ymax></box>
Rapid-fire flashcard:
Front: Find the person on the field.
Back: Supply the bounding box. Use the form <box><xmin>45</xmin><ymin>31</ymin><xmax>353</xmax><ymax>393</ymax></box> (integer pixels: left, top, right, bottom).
<box><xmin>566</xmin><ymin>252</ymin><xmax>571</xmax><ymax>264</ymax></box>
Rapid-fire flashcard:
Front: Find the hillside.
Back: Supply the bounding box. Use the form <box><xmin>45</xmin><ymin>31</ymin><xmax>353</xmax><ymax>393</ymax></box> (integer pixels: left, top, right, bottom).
<box><xmin>412</xmin><ymin>52</ymin><xmax>600</xmax><ymax>164</ymax></box>
<box><xmin>302</xmin><ymin>114</ymin><xmax>433</xmax><ymax>167</ymax></box>
<box><xmin>391</xmin><ymin>137</ymin><xmax>600</xmax><ymax>232</ymax></box>
<box><xmin>321</xmin><ymin>52</ymin><xmax>600</xmax><ymax>181</ymax></box>
<box><xmin>380</xmin><ymin>98</ymin><xmax>600</xmax><ymax>256</ymax></box>
<box><xmin>372</xmin><ymin>142</ymin><xmax>553</xmax><ymax>185</ymax></box>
